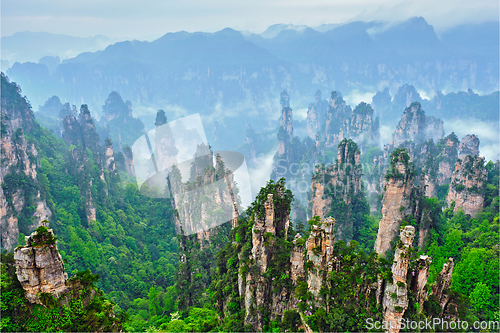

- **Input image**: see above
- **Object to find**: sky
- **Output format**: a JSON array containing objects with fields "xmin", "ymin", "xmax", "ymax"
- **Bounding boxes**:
[{"xmin": 1, "ymin": 0, "xmax": 499, "ymax": 39}]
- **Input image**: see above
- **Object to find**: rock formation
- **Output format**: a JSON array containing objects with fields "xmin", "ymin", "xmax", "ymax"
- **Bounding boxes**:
[
  {"xmin": 458, "ymin": 134, "xmax": 480, "ymax": 159},
  {"xmin": 304, "ymin": 217, "xmax": 335, "ymax": 299},
  {"xmin": 414, "ymin": 255, "xmax": 432, "ymax": 312},
  {"xmin": 446, "ymin": 155, "xmax": 487, "ymax": 217},
  {"xmin": 375, "ymin": 149, "xmax": 416, "ymax": 256},
  {"xmin": 100, "ymin": 91, "xmax": 144, "ymax": 150},
  {"xmin": 339, "ymin": 102, "xmax": 380, "ymax": 145},
  {"xmin": 382, "ymin": 226, "xmax": 415, "ymax": 333},
  {"xmin": 306, "ymin": 103, "xmax": 320, "ymax": 140},
  {"xmin": 14, "ymin": 227, "xmax": 68, "ymax": 303},
  {"xmin": 104, "ymin": 138, "xmax": 115, "ymax": 173},
  {"xmin": 278, "ymin": 90, "xmax": 294, "ymax": 155},
  {"xmin": 432, "ymin": 258, "xmax": 454, "ymax": 315},
  {"xmin": 391, "ymin": 102, "xmax": 425, "ymax": 148},
  {"xmin": 244, "ymin": 190, "xmax": 291, "ymax": 329},
  {"xmin": 385, "ymin": 102, "xmax": 444, "ymax": 157},
  {"xmin": 1, "ymin": 74, "xmax": 52, "ymax": 250},
  {"xmin": 436, "ymin": 133, "xmax": 460, "ymax": 185},
  {"xmin": 306, "ymin": 90, "xmax": 328, "ymax": 140},
  {"xmin": 310, "ymin": 139, "xmax": 364, "ymax": 241},
  {"xmin": 290, "ymin": 233, "xmax": 305, "ymax": 283},
  {"xmin": 371, "ymin": 87, "xmax": 392, "ymax": 119},
  {"xmin": 169, "ymin": 149, "xmax": 239, "ymax": 239},
  {"xmin": 324, "ymin": 91, "xmax": 352, "ymax": 148}
]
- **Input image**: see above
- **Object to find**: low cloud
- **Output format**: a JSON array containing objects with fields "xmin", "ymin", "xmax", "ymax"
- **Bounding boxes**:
[
  {"xmin": 247, "ymin": 147, "xmax": 278, "ymax": 199},
  {"xmin": 444, "ymin": 118, "xmax": 500, "ymax": 161},
  {"xmin": 344, "ymin": 89, "xmax": 377, "ymax": 109}
]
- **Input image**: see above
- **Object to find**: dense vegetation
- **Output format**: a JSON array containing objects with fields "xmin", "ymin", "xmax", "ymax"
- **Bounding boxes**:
[
  {"xmin": 1, "ymin": 73, "xmax": 498, "ymax": 332},
  {"xmin": 1, "ymin": 252, "xmax": 122, "ymax": 332}
]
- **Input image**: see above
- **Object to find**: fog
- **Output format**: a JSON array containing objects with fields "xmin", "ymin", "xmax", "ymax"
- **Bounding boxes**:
[
  {"xmin": 2, "ymin": 0, "xmax": 498, "ymax": 39},
  {"xmin": 445, "ymin": 118, "xmax": 500, "ymax": 162}
]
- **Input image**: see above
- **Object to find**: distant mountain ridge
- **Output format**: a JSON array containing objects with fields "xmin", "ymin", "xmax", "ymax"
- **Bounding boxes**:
[{"xmin": 4, "ymin": 17, "xmax": 499, "ymax": 126}]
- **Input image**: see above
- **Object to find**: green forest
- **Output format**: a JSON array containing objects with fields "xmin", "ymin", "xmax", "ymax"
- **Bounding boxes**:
[{"xmin": 1, "ymin": 72, "xmax": 499, "ymax": 332}]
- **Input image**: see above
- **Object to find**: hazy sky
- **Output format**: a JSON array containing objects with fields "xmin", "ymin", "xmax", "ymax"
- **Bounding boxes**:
[{"xmin": 1, "ymin": 0, "xmax": 499, "ymax": 39}]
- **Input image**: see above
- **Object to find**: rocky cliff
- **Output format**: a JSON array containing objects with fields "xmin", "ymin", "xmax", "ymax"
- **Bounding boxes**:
[
  {"xmin": 382, "ymin": 226, "xmax": 415, "ymax": 333},
  {"xmin": 1, "ymin": 74, "xmax": 52, "ymax": 251},
  {"xmin": 324, "ymin": 91, "xmax": 352, "ymax": 148},
  {"xmin": 278, "ymin": 90, "xmax": 294, "ymax": 156},
  {"xmin": 458, "ymin": 134, "xmax": 480, "ymax": 159},
  {"xmin": 304, "ymin": 217, "xmax": 335, "ymax": 299},
  {"xmin": 374, "ymin": 149, "xmax": 416, "ymax": 256},
  {"xmin": 436, "ymin": 133, "xmax": 460, "ymax": 185},
  {"xmin": 306, "ymin": 103, "xmax": 320, "ymax": 140},
  {"xmin": 446, "ymin": 155, "xmax": 487, "ymax": 217},
  {"xmin": 14, "ymin": 226, "xmax": 68, "ymax": 303},
  {"xmin": 387, "ymin": 102, "xmax": 444, "ymax": 151},
  {"xmin": 432, "ymin": 258, "xmax": 455, "ymax": 316},
  {"xmin": 339, "ymin": 102, "xmax": 380, "ymax": 145},
  {"xmin": 309, "ymin": 139, "xmax": 366, "ymax": 241},
  {"xmin": 241, "ymin": 183, "xmax": 292, "ymax": 330},
  {"xmin": 100, "ymin": 91, "xmax": 144, "ymax": 150},
  {"xmin": 306, "ymin": 90, "xmax": 328, "ymax": 140}
]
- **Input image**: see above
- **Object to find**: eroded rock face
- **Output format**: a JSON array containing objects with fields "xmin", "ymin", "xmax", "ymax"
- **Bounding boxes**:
[
  {"xmin": 1, "ymin": 76, "xmax": 52, "ymax": 250},
  {"xmin": 458, "ymin": 134, "xmax": 480, "ymax": 159},
  {"xmin": 290, "ymin": 233, "xmax": 305, "ymax": 283},
  {"xmin": 278, "ymin": 90, "xmax": 294, "ymax": 156},
  {"xmin": 309, "ymin": 140, "xmax": 363, "ymax": 241},
  {"xmin": 305, "ymin": 217, "xmax": 335, "ymax": 299},
  {"xmin": 340, "ymin": 102, "xmax": 379, "ymax": 145},
  {"xmin": 244, "ymin": 192, "xmax": 291, "ymax": 330},
  {"xmin": 375, "ymin": 150, "xmax": 416, "ymax": 256},
  {"xmin": 386, "ymin": 102, "xmax": 444, "ymax": 156},
  {"xmin": 306, "ymin": 103, "xmax": 320, "ymax": 140},
  {"xmin": 104, "ymin": 141, "xmax": 115, "ymax": 172},
  {"xmin": 325, "ymin": 92, "xmax": 352, "ymax": 148},
  {"xmin": 432, "ymin": 258, "xmax": 454, "ymax": 315},
  {"xmin": 382, "ymin": 226, "xmax": 415, "ymax": 333},
  {"xmin": 14, "ymin": 228, "xmax": 68, "ymax": 304},
  {"xmin": 415, "ymin": 255, "xmax": 432, "ymax": 312},
  {"xmin": 425, "ymin": 116, "xmax": 444, "ymax": 143},
  {"xmin": 446, "ymin": 155, "xmax": 486, "ymax": 217},
  {"xmin": 391, "ymin": 102, "xmax": 427, "ymax": 148},
  {"xmin": 437, "ymin": 133, "xmax": 460, "ymax": 185}
]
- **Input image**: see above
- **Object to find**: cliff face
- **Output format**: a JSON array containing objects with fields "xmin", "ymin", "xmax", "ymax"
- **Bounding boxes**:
[
  {"xmin": 278, "ymin": 90, "xmax": 294, "ymax": 156},
  {"xmin": 304, "ymin": 217, "xmax": 335, "ymax": 299},
  {"xmin": 169, "ymin": 148, "xmax": 239, "ymax": 239},
  {"xmin": 386, "ymin": 102, "xmax": 444, "ymax": 158},
  {"xmin": 432, "ymin": 258, "xmax": 455, "ymax": 315},
  {"xmin": 458, "ymin": 134, "xmax": 480, "ymax": 159},
  {"xmin": 306, "ymin": 103, "xmax": 320, "ymax": 140},
  {"xmin": 104, "ymin": 139, "xmax": 115, "ymax": 173},
  {"xmin": 446, "ymin": 155, "xmax": 486, "ymax": 217},
  {"xmin": 382, "ymin": 226, "xmax": 415, "ymax": 333},
  {"xmin": 100, "ymin": 91, "xmax": 144, "ymax": 150},
  {"xmin": 325, "ymin": 91, "xmax": 352, "ymax": 148},
  {"xmin": 244, "ymin": 189, "xmax": 291, "ymax": 330},
  {"xmin": 437, "ymin": 133, "xmax": 460, "ymax": 185},
  {"xmin": 340, "ymin": 102, "xmax": 379, "ymax": 144},
  {"xmin": 1, "ymin": 74, "xmax": 52, "ymax": 250},
  {"xmin": 14, "ymin": 227, "xmax": 68, "ymax": 303},
  {"xmin": 309, "ymin": 139, "xmax": 365, "ymax": 241},
  {"xmin": 61, "ymin": 106, "xmax": 113, "ymax": 223},
  {"xmin": 306, "ymin": 90, "xmax": 328, "ymax": 140},
  {"xmin": 374, "ymin": 149, "xmax": 416, "ymax": 256}
]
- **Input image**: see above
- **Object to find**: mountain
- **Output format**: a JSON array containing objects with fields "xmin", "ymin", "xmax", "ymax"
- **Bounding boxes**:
[
  {"xmin": 440, "ymin": 21, "xmax": 500, "ymax": 58},
  {"xmin": 1, "ymin": 31, "xmax": 121, "ymax": 64},
  {"xmin": 5, "ymin": 17, "xmax": 499, "ymax": 124},
  {"xmin": 370, "ymin": 17, "xmax": 445, "ymax": 60},
  {"xmin": 1, "ymin": 74, "xmax": 499, "ymax": 332}
]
